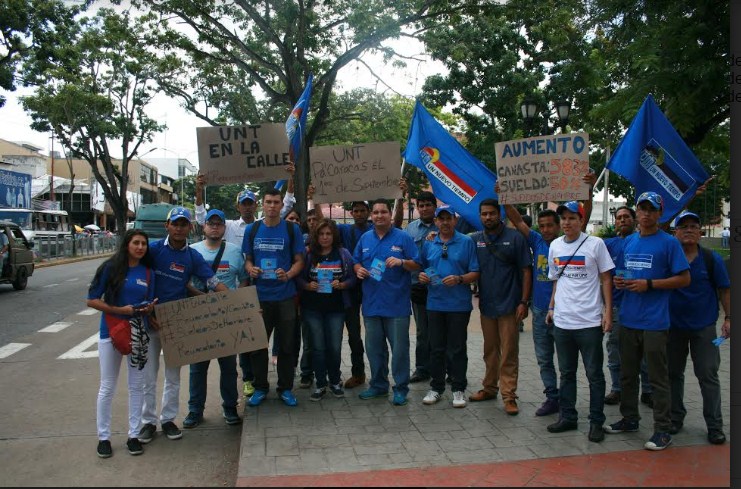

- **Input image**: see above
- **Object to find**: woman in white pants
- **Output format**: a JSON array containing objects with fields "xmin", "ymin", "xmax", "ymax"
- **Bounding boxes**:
[{"xmin": 87, "ymin": 230, "xmax": 157, "ymax": 458}]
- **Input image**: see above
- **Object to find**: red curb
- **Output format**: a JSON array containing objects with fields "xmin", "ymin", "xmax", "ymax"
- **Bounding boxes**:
[{"xmin": 235, "ymin": 444, "xmax": 729, "ymax": 487}]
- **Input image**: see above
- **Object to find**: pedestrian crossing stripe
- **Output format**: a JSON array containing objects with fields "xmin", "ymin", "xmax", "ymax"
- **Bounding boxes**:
[
  {"xmin": 38, "ymin": 322, "xmax": 73, "ymax": 333},
  {"xmin": 0, "ymin": 343, "xmax": 31, "ymax": 359},
  {"xmin": 58, "ymin": 333, "xmax": 99, "ymax": 359}
]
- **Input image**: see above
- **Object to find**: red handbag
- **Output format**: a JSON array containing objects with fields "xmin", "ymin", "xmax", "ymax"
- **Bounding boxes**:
[{"xmin": 105, "ymin": 314, "xmax": 133, "ymax": 355}]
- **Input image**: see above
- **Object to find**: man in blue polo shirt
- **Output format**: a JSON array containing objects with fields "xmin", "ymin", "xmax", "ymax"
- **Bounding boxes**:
[
  {"xmin": 353, "ymin": 199, "xmax": 420, "ymax": 406},
  {"xmin": 140, "ymin": 207, "xmax": 228, "ymax": 444},
  {"xmin": 605, "ymin": 192, "xmax": 690, "ymax": 452},
  {"xmin": 416, "ymin": 206, "xmax": 480, "ymax": 408},
  {"xmin": 242, "ymin": 188, "xmax": 305, "ymax": 407}
]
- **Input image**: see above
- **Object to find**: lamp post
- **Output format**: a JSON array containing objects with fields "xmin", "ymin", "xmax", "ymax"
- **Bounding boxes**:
[
  {"xmin": 520, "ymin": 98, "xmax": 571, "ymax": 137},
  {"xmin": 609, "ymin": 206, "xmax": 617, "ymax": 225}
]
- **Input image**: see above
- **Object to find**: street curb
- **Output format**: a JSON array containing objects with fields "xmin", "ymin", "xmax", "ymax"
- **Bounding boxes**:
[{"xmin": 34, "ymin": 253, "xmax": 114, "ymax": 269}]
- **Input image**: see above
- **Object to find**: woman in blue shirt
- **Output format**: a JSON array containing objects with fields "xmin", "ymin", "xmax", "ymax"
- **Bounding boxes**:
[{"xmin": 87, "ymin": 230, "xmax": 157, "ymax": 459}]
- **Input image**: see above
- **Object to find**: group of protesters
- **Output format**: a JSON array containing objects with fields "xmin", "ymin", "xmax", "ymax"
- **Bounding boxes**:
[{"xmin": 87, "ymin": 163, "xmax": 729, "ymax": 459}]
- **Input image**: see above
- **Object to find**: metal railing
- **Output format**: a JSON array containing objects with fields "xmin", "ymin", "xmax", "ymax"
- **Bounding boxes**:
[{"xmin": 34, "ymin": 234, "xmax": 119, "ymax": 262}]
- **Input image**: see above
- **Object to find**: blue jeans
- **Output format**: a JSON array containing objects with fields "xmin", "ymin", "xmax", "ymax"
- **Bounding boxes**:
[
  {"xmin": 363, "ymin": 316, "xmax": 410, "ymax": 396},
  {"xmin": 531, "ymin": 306, "xmax": 558, "ymax": 400},
  {"xmin": 188, "ymin": 354, "xmax": 238, "ymax": 414},
  {"xmin": 606, "ymin": 307, "xmax": 652, "ymax": 393},
  {"xmin": 303, "ymin": 308, "xmax": 345, "ymax": 388},
  {"xmin": 553, "ymin": 325, "xmax": 606, "ymax": 425}
]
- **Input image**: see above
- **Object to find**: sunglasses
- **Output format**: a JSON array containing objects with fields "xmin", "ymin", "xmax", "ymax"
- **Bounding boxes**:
[{"xmin": 441, "ymin": 243, "xmax": 448, "ymax": 259}]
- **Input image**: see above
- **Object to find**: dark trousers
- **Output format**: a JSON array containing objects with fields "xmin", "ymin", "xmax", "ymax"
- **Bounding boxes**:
[
  {"xmin": 239, "ymin": 352, "xmax": 253, "ymax": 383},
  {"xmin": 344, "ymin": 303, "xmax": 366, "ymax": 377},
  {"xmin": 619, "ymin": 326, "xmax": 672, "ymax": 432},
  {"xmin": 296, "ymin": 311, "xmax": 313, "ymax": 379},
  {"xmin": 553, "ymin": 325, "xmax": 606, "ymax": 425},
  {"xmin": 668, "ymin": 324, "xmax": 723, "ymax": 432},
  {"xmin": 412, "ymin": 301, "xmax": 431, "ymax": 376},
  {"xmin": 188, "ymin": 355, "xmax": 238, "ymax": 413},
  {"xmin": 427, "ymin": 310, "xmax": 470, "ymax": 393},
  {"xmin": 248, "ymin": 299, "xmax": 297, "ymax": 392}
]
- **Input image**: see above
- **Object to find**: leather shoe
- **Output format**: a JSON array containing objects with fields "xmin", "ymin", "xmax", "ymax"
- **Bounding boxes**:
[
  {"xmin": 343, "ymin": 375, "xmax": 366, "ymax": 389},
  {"xmin": 409, "ymin": 372, "xmax": 430, "ymax": 383},
  {"xmin": 640, "ymin": 392, "xmax": 654, "ymax": 408},
  {"xmin": 604, "ymin": 391, "xmax": 621, "ymax": 405},
  {"xmin": 588, "ymin": 423, "xmax": 605, "ymax": 442},
  {"xmin": 503, "ymin": 399, "xmax": 519, "ymax": 415},
  {"xmin": 547, "ymin": 418, "xmax": 578, "ymax": 433},
  {"xmin": 708, "ymin": 430, "xmax": 726, "ymax": 445},
  {"xmin": 469, "ymin": 389, "xmax": 497, "ymax": 402}
]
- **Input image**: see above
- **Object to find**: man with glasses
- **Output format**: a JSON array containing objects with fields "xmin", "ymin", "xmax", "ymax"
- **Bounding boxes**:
[
  {"xmin": 667, "ymin": 211, "xmax": 730, "ymax": 445},
  {"xmin": 605, "ymin": 191, "xmax": 690, "ymax": 451}
]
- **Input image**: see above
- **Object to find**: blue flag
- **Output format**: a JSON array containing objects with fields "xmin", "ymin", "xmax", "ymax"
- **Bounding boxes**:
[
  {"xmin": 606, "ymin": 94, "xmax": 709, "ymax": 223},
  {"xmin": 276, "ymin": 73, "xmax": 313, "ymax": 190},
  {"xmin": 404, "ymin": 101, "xmax": 497, "ymax": 230}
]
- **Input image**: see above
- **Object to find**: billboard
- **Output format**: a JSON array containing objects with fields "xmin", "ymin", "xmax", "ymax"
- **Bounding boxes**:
[{"xmin": 0, "ymin": 168, "xmax": 32, "ymax": 209}]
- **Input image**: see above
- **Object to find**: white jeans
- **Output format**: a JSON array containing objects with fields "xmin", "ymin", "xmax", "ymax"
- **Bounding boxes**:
[
  {"xmin": 97, "ymin": 338, "xmax": 144, "ymax": 440},
  {"xmin": 140, "ymin": 329, "xmax": 181, "ymax": 427}
]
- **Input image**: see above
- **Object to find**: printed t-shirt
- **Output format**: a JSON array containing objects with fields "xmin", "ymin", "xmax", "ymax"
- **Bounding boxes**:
[
  {"xmin": 669, "ymin": 248, "xmax": 730, "ymax": 330},
  {"xmin": 528, "ymin": 230, "xmax": 554, "ymax": 311},
  {"xmin": 242, "ymin": 220, "xmax": 304, "ymax": 301},
  {"xmin": 301, "ymin": 248, "xmax": 346, "ymax": 312},
  {"xmin": 149, "ymin": 237, "xmax": 215, "ymax": 303},
  {"xmin": 190, "ymin": 240, "xmax": 247, "ymax": 290}
]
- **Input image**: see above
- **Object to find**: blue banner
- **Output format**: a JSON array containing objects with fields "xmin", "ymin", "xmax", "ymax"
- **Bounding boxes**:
[
  {"xmin": 0, "ymin": 168, "xmax": 32, "ymax": 209},
  {"xmin": 403, "ymin": 101, "xmax": 498, "ymax": 230},
  {"xmin": 276, "ymin": 73, "xmax": 314, "ymax": 190},
  {"xmin": 606, "ymin": 94, "xmax": 709, "ymax": 223}
]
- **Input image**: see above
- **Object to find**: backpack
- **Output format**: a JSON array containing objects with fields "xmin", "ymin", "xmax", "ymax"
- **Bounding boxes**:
[{"xmin": 247, "ymin": 219, "xmax": 296, "ymax": 263}]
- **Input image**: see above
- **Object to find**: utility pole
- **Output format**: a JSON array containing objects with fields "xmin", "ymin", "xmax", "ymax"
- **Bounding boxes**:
[{"xmin": 50, "ymin": 132, "xmax": 55, "ymax": 203}]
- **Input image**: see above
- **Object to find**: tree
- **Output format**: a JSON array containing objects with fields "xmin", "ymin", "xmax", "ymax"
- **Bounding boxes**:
[{"xmin": 20, "ymin": 9, "xmax": 170, "ymax": 235}]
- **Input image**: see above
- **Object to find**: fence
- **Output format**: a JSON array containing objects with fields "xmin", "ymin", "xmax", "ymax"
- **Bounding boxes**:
[{"xmin": 34, "ymin": 234, "xmax": 119, "ymax": 262}]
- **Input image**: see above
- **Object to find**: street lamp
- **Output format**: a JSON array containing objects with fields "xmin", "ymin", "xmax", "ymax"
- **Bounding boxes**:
[
  {"xmin": 609, "ymin": 206, "xmax": 617, "ymax": 224},
  {"xmin": 520, "ymin": 98, "xmax": 571, "ymax": 136}
]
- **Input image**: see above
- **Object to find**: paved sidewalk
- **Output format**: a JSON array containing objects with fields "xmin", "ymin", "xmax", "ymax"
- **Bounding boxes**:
[{"xmin": 235, "ymin": 303, "xmax": 731, "ymax": 486}]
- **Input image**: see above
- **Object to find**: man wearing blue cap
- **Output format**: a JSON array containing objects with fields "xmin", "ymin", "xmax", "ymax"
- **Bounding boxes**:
[
  {"xmin": 668, "ymin": 210, "xmax": 730, "ymax": 445},
  {"xmin": 139, "ymin": 207, "xmax": 228, "ymax": 444},
  {"xmin": 604, "ymin": 191, "xmax": 690, "ymax": 451},
  {"xmin": 183, "ymin": 209, "xmax": 249, "ymax": 429}
]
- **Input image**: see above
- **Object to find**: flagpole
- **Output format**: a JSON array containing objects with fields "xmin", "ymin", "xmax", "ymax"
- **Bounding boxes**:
[
  {"xmin": 601, "ymin": 146, "xmax": 611, "ymax": 229},
  {"xmin": 392, "ymin": 158, "xmax": 406, "ymax": 217}
]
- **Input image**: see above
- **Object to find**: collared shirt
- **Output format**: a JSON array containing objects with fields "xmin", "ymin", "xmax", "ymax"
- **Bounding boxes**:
[
  {"xmin": 149, "ymin": 237, "xmax": 217, "ymax": 304},
  {"xmin": 353, "ymin": 227, "xmax": 418, "ymax": 317},
  {"xmin": 339, "ymin": 222, "xmax": 374, "ymax": 253},
  {"xmin": 404, "ymin": 218, "xmax": 437, "ymax": 284},
  {"xmin": 669, "ymin": 248, "xmax": 730, "ymax": 330},
  {"xmin": 417, "ymin": 231, "xmax": 479, "ymax": 312}
]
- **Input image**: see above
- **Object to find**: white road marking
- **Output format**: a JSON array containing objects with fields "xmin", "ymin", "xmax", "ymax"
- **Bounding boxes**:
[
  {"xmin": 77, "ymin": 309, "xmax": 98, "ymax": 316},
  {"xmin": 38, "ymin": 322, "xmax": 73, "ymax": 333},
  {"xmin": 65, "ymin": 278, "xmax": 80, "ymax": 282},
  {"xmin": 0, "ymin": 343, "xmax": 32, "ymax": 359},
  {"xmin": 58, "ymin": 333, "xmax": 99, "ymax": 359},
  {"xmin": 44, "ymin": 283, "xmax": 60, "ymax": 288}
]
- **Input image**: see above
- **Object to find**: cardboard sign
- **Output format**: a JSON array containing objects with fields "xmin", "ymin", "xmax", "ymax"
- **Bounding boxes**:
[
  {"xmin": 495, "ymin": 133, "xmax": 590, "ymax": 204},
  {"xmin": 196, "ymin": 124, "xmax": 290, "ymax": 184},
  {"xmin": 154, "ymin": 286, "xmax": 268, "ymax": 367},
  {"xmin": 309, "ymin": 142, "xmax": 402, "ymax": 203}
]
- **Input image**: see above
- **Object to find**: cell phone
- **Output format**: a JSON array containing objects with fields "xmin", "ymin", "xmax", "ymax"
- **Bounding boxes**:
[{"xmin": 133, "ymin": 301, "xmax": 152, "ymax": 310}]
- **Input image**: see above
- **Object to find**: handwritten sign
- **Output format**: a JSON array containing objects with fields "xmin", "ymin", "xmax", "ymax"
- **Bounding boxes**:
[
  {"xmin": 309, "ymin": 142, "xmax": 402, "ymax": 204},
  {"xmin": 196, "ymin": 124, "xmax": 290, "ymax": 184},
  {"xmin": 495, "ymin": 133, "xmax": 590, "ymax": 204},
  {"xmin": 154, "ymin": 286, "xmax": 268, "ymax": 368}
]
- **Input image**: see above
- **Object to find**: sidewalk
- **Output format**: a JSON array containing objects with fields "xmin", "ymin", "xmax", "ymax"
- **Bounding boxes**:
[{"xmin": 234, "ymin": 304, "xmax": 731, "ymax": 487}]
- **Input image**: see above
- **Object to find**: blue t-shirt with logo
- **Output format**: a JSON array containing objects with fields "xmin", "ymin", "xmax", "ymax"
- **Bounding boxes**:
[
  {"xmin": 669, "ymin": 249, "xmax": 730, "ymax": 330},
  {"xmin": 149, "ymin": 238, "xmax": 215, "ymax": 304},
  {"xmin": 528, "ymin": 230, "xmax": 553, "ymax": 311},
  {"xmin": 190, "ymin": 240, "xmax": 247, "ymax": 290},
  {"xmin": 417, "ymin": 232, "xmax": 480, "ymax": 312},
  {"xmin": 604, "ymin": 234, "xmax": 635, "ymax": 307},
  {"xmin": 618, "ymin": 230, "xmax": 689, "ymax": 331}
]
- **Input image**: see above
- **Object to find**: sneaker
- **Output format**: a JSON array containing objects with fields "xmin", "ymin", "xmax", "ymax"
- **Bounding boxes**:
[
  {"xmin": 392, "ymin": 392, "xmax": 408, "ymax": 406},
  {"xmin": 243, "ymin": 380, "xmax": 255, "ymax": 397},
  {"xmin": 183, "ymin": 411, "xmax": 203, "ymax": 429},
  {"xmin": 422, "ymin": 390, "xmax": 442, "ymax": 405},
  {"xmin": 126, "ymin": 438, "xmax": 143, "ymax": 455},
  {"xmin": 138, "ymin": 423, "xmax": 156, "ymax": 444},
  {"xmin": 97, "ymin": 440, "xmax": 112, "ymax": 458},
  {"xmin": 248, "ymin": 389, "xmax": 268, "ymax": 407},
  {"xmin": 299, "ymin": 376, "xmax": 313, "ymax": 389},
  {"xmin": 604, "ymin": 418, "xmax": 640, "ymax": 434},
  {"xmin": 358, "ymin": 388, "xmax": 388, "ymax": 400},
  {"xmin": 344, "ymin": 375, "xmax": 366, "ymax": 389},
  {"xmin": 641, "ymin": 392, "xmax": 654, "ymax": 408},
  {"xmin": 329, "ymin": 384, "xmax": 345, "ymax": 398},
  {"xmin": 161, "ymin": 421, "xmax": 183, "ymax": 440},
  {"xmin": 280, "ymin": 389, "xmax": 298, "ymax": 407},
  {"xmin": 644, "ymin": 432, "xmax": 672, "ymax": 451},
  {"xmin": 535, "ymin": 398, "xmax": 560, "ymax": 416},
  {"xmin": 310, "ymin": 387, "xmax": 326, "ymax": 402},
  {"xmin": 452, "ymin": 391, "xmax": 467, "ymax": 408},
  {"xmin": 223, "ymin": 407, "xmax": 242, "ymax": 425}
]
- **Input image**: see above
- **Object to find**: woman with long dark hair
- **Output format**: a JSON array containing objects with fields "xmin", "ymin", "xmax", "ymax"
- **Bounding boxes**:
[
  {"xmin": 296, "ymin": 219, "xmax": 356, "ymax": 400},
  {"xmin": 87, "ymin": 230, "xmax": 157, "ymax": 458}
]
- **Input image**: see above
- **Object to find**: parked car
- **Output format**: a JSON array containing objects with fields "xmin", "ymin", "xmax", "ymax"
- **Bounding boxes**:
[{"xmin": 0, "ymin": 220, "xmax": 35, "ymax": 290}]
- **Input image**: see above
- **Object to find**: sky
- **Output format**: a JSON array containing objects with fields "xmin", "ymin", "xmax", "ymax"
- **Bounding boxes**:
[{"xmin": 0, "ymin": 38, "xmax": 444, "ymax": 169}]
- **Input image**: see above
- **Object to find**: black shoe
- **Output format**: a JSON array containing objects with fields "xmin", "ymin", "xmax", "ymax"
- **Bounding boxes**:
[
  {"xmin": 547, "ymin": 418, "xmax": 578, "ymax": 433},
  {"xmin": 138, "ymin": 423, "xmax": 156, "ymax": 444},
  {"xmin": 299, "ymin": 376, "xmax": 313, "ymax": 389},
  {"xmin": 446, "ymin": 375, "xmax": 453, "ymax": 384},
  {"xmin": 604, "ymin": 391, "xmax": 621, "ymax": 405},
  {"xmin": 126, "ymin": 438, "xmax": 144, "ymax": 455},
  {"xmin": 588, "ymin": 424, "xmax": 605, "ymax": 442},
  {"xmin": 161, "ymin": 421, "xmax": 183, "ymax": 440},
  {"xmin": 409, "ymin": 372, "xmax": 430, "ymax": 383},
  {"xmin": 708, "ymin": 430, "xmax": 726, "ymax": 445},
  {"xmin": 640, "ymin": 392, "xmax": 654, "ymax": 408},
  {"xmin": 97, "ymin": 440, "xmax": 112, "ymax": 458},
  {"xmin": 668, "ymin": 422, "xmax": 683, "ymax": 435}
]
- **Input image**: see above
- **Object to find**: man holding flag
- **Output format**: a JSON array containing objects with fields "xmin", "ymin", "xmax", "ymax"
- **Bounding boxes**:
[{"xmin": 277, "ymin": 74, "xmax": 313, "ymax": 191}]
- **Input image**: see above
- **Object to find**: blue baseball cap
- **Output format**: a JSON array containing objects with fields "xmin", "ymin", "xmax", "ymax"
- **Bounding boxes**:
[
  {"xmin": 205, "ymin": 209, "xmax": 226, "ymax": 223},
  {"xmin": 556, "ymin": 201, "xmax": 584, "ymax": 219},
  {"xmin": 237, "ymin": 189, "xmax": 257, "ymax": 203},
  {"xmin": 167, "ymin": 206, "xmax": 192, "ymax": 223},
  {"xmin": 674, "ymin": 210, "xmax": 700, "ymax": 227},
  {"xmin": 434, "ymin": 205, "xmax": 456, "ymax": 218},
  {"xmin": 636, "ymin": 191, "xmax": 663, "ymax": 211}
]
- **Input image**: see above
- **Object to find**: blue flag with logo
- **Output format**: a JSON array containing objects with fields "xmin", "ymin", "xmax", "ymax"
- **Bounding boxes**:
[
  {"xmin": 606, "ymin": 94, "xmax": 708, "ymax": 223},
  {"xmin": 276, "ymin": 73, "xmax": 313, "ymax": 190},
  {"xmin": 404, "ymin": 101, "xmax": 497, "ymax": 231}
]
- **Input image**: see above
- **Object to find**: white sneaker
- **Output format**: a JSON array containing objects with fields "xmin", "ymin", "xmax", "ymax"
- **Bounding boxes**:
[
  {"xmin": 422, "ymin": 390, "xmax": 442, "ymax": 405},
  {"xmin": 452, "ymin": 391, "xmax": 467, "ymax": 408}
]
